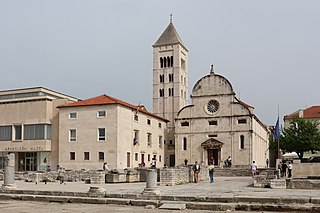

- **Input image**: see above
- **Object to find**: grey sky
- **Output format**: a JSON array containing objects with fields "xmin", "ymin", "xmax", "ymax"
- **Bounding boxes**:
[{"xmin": 1, "ymin": 1, "xmax": 319, "ymax": 126}]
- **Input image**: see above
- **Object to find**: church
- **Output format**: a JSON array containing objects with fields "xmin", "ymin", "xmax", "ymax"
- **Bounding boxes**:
[{"xmin": 152, "ymin": 20, "xmax": 270, "ymax": 168}]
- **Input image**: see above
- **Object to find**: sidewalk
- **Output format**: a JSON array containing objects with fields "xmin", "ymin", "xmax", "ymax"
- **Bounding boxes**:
[
  {"xmin": 2, "ymin": 177, "xmax": 320, "ymax": 212},
  {"xmin": 8, "ymin": 176, "xmax": 320, "ymax": 198}
]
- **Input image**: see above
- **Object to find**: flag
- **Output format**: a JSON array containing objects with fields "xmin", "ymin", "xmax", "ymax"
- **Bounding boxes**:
[{"xmin": 274, "ymin": 117, "xmax": 280, "ymax": 139}]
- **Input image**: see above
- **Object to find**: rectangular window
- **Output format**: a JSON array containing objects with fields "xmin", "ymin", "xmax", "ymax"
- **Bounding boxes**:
[
  {"xmin": 24, "ymin": 124, "xmax": 51, "ymax": 140},
  {"xmin": 70, "ymin": 152, "xmax": 75, "ymax": 160},
  {"xmin": 148, "ymin": 154, "xmax": 150, "ymax": 162},
  {"xmin": 208, "ymin": 134, "xmax": 218, "ymax": 138},
  {"xmin": 158, "ymin": 123, "xmax": 162, "ymax": 128},
  {"xmin": 0, "ymin": 126, "xmax": 12, "ymax": 141},
  {"xmin": 135, "ymin": 153, "xmax": 138, "ymax": 161},
  {"xmin": 147, "ymin": 119, "xmax": 151, "ymax": 125},
  {"xmin": 69, "ymin": 129, "xmax": 76, "ymax": 142},
  {"xmin": 159, "ymin": 136, "xmax": 162, "ymax": 148},
  {"xmin": 209, "ymin": 120, "xmax": 218, "ymax": 125},
  {"xmin": 99, "ymin": 152, "xmax": 104, "ymax": 161},
  {"xmin": 97, "ymin": 111, "xmax": 106, "ymax": 118},
  {"xmin": 134, "ymin": 114, "xmax": 139, "ymax": 121},
  {"xmin": 147, "ymin": 133, "xmax": 152, "ymax": 146},
  {"xmin": 98, "ymin": 128, "xmax": 106, "ymax": 141},
  {"xmin": 133, "ymin": 130, "xmax": 139, "ymax": 145},
  {"xmin": 14, "ymin": 125, "xmax": 22, "ymax": 140},
  {"xmin": 69, "ymin": 112, "xmax": 77, "ymax": 119},
  {"xmin": 238, "ymin": 119, "xmax": 247, "ymax": 124},
  {"xmin": 84, "ymin": 152, "xmax": 90, "ymax": 160},
  {"xmin": 181, "ymin": 121, "xmax": 189, "ymax": 126},
  {"xmin": 159, "ymin": 155, "xmax": 162, "ymax": 162}
]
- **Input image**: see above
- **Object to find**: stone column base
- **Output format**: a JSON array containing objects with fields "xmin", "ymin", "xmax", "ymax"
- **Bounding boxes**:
[
  {"xmin": 142, "ymin": 187, "xmax": 160, "ymax": 195},
  {"xmin": 1, "ymin": 184, "xmax": 16, "ymax": 190}
]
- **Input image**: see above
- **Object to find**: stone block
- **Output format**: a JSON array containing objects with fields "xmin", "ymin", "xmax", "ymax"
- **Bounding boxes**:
[
  {"xmin": 105, "ymin": 198, "xmax": 130, "ymax": 205},
  {"xmin": 159, "ymin": 203, "xmax": 186, "ymax": 210},
  {"xmin": 270, "ymin": 179, "xmax": 286, "ymax": 189},
  {"xmin": 130, "ymin": 199, "xmax": 159, "ymax": 207},
  {"xmin": 105, "ymin": 173, "xmax": 126, "ymax": 183}
]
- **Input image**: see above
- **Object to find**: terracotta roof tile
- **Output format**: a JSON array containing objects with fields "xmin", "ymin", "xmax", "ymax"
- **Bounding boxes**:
[
  {"xmin": 303, "ymin": 106, "xmax": 320, "ymax": 118},
  {"xmin": 58, "ymin": 94, "xmax": 168, "ymax": 122},
  {"xmin": 238, "ymin": 100, "xmax": 255, "ymax": 109}
]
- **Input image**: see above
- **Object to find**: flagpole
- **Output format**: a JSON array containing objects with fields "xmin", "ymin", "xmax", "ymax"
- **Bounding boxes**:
[{"xmin": 277, "ymin": 104, "xmax": 280, "ymax": 159}]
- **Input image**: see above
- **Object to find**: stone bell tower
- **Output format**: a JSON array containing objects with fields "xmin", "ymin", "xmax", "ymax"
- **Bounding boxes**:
[{"xmin": 152, "ymin": 18, "xmax": 188, "ymax": 166}]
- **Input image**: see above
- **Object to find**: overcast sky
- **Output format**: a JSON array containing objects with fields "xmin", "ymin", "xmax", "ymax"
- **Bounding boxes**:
[{"xmin": 1, "ymin": 1, "xmax": 319, "ymax": 126}]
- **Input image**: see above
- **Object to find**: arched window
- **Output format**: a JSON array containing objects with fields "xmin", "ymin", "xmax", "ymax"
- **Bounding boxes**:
[
  {"xmin": 183, "ymin": 137, "xmax": 187, "ymax": 150},
  {"xmin": 171, "ymin": 56, "xmax": 173, "ymax": 67},
  {"xmin": 160, "ymin": 57, "xmax": 163, "ymax": 68},
  {"xmin": 167, "ymin": 56, "xmax": 170, "ymax": 67},
  {"xmin": 164, "ymin": 57, "xmax": 167, "ymax": 68},
  {"xmin": 240, "ymin": 135, "xmax": 245, "ymax": 150}
]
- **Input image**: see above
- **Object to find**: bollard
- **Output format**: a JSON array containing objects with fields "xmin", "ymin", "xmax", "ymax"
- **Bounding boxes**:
[
  {"xmin": 2, "ymin": 153, "xmax": 16, "ymax": 189},
  {"xmin": 142, "ymin": 169, "xmax": 160, "ymax": 195}
]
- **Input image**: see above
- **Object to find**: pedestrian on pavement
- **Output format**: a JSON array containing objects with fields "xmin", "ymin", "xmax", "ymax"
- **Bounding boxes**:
[
  {"xmin": 208, "ymin": 162, "xmax": 215, "ymax": 183},
  {"xmin": 266, "ymin": 159, "xmax": 269, "ymax": 168},
  {"xmin": 281, "ymin": 161, "xmax": 287, "ymax": 177},
  {"xmin": 103, "ymin": 162, "xmax": 110, "ymax": 172},
  {"xmin": 227, "ymin": 156, "xmax": 232, "ymax": 168},
  {"xmin": 251, "ymin": 161, "xmax": 257, "ymax": 176},
  {"xmin": 184, "ymin": 159, "xmax": 188, "ymax": 166},
  {"xmin": 193, "ymin": 161, "xmax": 200, "ymax": 183},
  {"xmin": 151, "ymin": 157, "xmax": 157, "ymax": 168},
  {"xmin": 288, "ymin": 162, "xmax": 293, "ymax": 178}
]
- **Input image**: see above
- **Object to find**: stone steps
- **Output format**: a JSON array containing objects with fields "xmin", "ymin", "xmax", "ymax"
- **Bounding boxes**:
[{"xmin": 0, "ymin": 190, "xmax": 319, "ymax": 212}]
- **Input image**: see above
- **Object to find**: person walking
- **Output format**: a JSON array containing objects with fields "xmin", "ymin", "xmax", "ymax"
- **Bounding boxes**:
[
  {"xmin": 288, "ymin": 162, "xmax": 293, "ymax": 178},
  {"xmin": 193, "ymin": 161, "xmax": 201, "ymax": 183},
  {"xmin": 208, "ymin": 162, "xmax": 215, "ymax": 183},
  {"xmin": 251, "ymin": 160, "xmax": 257, "ymax": 176}
]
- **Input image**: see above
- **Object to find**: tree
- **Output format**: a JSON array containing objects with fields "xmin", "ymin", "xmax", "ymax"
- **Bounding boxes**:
[{"xmin": 280, "ymin": 118, "xmax": 320, "ymax": 160}]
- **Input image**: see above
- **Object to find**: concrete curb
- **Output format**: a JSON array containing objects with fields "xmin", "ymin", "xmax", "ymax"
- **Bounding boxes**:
[{"xmin": 0, "ymin": 190, "xmax": 319, "ymax": 212}]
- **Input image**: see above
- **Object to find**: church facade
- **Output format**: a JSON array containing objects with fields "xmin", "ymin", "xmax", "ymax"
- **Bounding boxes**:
[{"xmin": 153, "ymin": 21, "xmax": 270, "ymax": 168}]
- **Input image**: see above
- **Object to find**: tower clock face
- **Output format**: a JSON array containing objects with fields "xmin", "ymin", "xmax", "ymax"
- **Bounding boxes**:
[{"xmin": 206, "ymin": 100, "xmax": 219, "ymax": 114}]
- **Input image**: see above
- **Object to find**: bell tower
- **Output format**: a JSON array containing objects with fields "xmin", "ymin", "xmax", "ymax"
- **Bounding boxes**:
[{"xmin": 152, "ymin": 18, "xmax": 188, "ymax": 166}]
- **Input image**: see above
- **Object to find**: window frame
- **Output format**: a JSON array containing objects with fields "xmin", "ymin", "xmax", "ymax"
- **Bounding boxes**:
[
  {"xmin": 69, "ymin": 112, "xmax": 77, "ymax": 119},
  {"xmin": 84, "ymin": 152, "xmax": 90, "ymax": 160},
  {"xmin": 70, "ymin": 152, "xmax": 76, "ymax": 160},
  {"xmin": 98, "ymin": 128, "xmax": 106, "ymax": 141},
  {"xmin": 97, "ymin": 110, "xmax": 106, "ymax": 118},
  {"xmin": 69, "ymin": 129, "xmax": 77, "ymax": 142}
]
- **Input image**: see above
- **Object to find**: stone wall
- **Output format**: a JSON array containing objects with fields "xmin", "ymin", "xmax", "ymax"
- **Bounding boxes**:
[
  {"xmin": 160, "ymin": 166, "xmax": 209, "ymax": 186},
  {"xmin": 291, "ymin": 163, "xmax": 320, "ymax": 178}
]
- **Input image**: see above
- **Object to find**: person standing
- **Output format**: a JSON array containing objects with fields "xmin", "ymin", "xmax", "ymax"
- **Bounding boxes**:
[
  {"xmin": 193, "ymin": 161, "xmax": 201, "ymax": 183},
  {"xmin": 251, "ymin": 161, "xmax": 257, "ymax": 176},
  {"xmin": 281, "ymin": 162, "xmax": 287, "ymax": 177},
  {"xmin": 184, "ymin": 159, "xmax": 188, "ymax": 166},
  {"xmin": 208, "ymin": 162, "xmax": 215, "ymax": 183},
  {"xmin": 227, "ymin": 156, "xmax": 232, "ymax": 168},
  {"xmin": 288, "ymin": 162, "xmax": 293, "ymax": 178},
  {"xmin": 151, "ymin": 157, "xmax": 157, "ymax": 168},
  {"xmin": 103, "ymin": 162, "xmax": 110, "ymax": 172},
  {"xmin": 266, "ymin": 159, "xmax": 269, "ymax": 168}
]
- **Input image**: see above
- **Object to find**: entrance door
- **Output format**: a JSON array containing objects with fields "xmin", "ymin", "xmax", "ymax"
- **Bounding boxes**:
[
  {"xmin": 169, "ymin": 155, "xmax": 175, "ymax": 167},
  {"xmin": 207, "ymin": 149, "xmax": 219, "ymax": 165},
  {"xmin": 25, "ymin": 157, "xmax": 35, "ymax": 171},
  {"xmin": 126, "ymin": 152, "xmax": 130, "ymax": 168}
]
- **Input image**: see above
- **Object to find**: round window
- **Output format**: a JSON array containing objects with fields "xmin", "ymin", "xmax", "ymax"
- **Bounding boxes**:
[{"xmin": 206, "ymin": 100, "xmax": 219, "ymax": 114}]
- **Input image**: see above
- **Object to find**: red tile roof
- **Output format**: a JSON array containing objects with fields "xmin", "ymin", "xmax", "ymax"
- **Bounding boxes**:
[
  {"xmin": 284, "ymin": 106, "xmax": 320, "ymax": 120},
  {"xmin": 304, "ymin": 106, "xmax": 320, "ymax": 118},
  {"xmin": 238, "ymin": 100, "xmax": 255, "ymax": 109},
  {"xmin": 58, "ymin": 94, "xmax": 168, "ymax": 122}
]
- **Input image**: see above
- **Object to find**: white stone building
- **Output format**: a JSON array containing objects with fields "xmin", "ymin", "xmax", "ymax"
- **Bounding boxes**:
[
  {"xmin": 174, "ymin": 66, "xmax": 269, "ymax": 167},
  {"xmin": 0, "ymin": 87, "xmax": 78, "ymax": 171},
  {"xmin": 153, "ymin": 21, "xmax": 270, "ymax": 168},
  {"xmin": 58, "ymin": 94, "xmax": 167, "ymax": 170}
]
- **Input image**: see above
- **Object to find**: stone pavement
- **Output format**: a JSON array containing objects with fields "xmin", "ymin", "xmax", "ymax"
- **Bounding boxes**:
[{"xmin": 1, "ymin": 177, "xmax": 320, "ymax": 212}]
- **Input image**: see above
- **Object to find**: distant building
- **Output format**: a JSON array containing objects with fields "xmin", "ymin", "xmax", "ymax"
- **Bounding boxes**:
[
  {"xmin": 0, "ymin": 87, "xmax": 78, "ymax": 171},
  {"xmin": 284, "ymin": 106, "xmax": 320, "ymax": 128},
  {"xmin": 58, "ymin": 94, "xmax": 167, "ymax": 170},
  {"xmin": 175, "ymin": 66, "xmax": 269, "ymax": 168}
]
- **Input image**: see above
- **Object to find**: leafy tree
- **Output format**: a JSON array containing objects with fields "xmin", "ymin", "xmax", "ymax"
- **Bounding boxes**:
[{"xmin": 280, "ymin": 118, "xmax": 320, "ymax": 160}]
